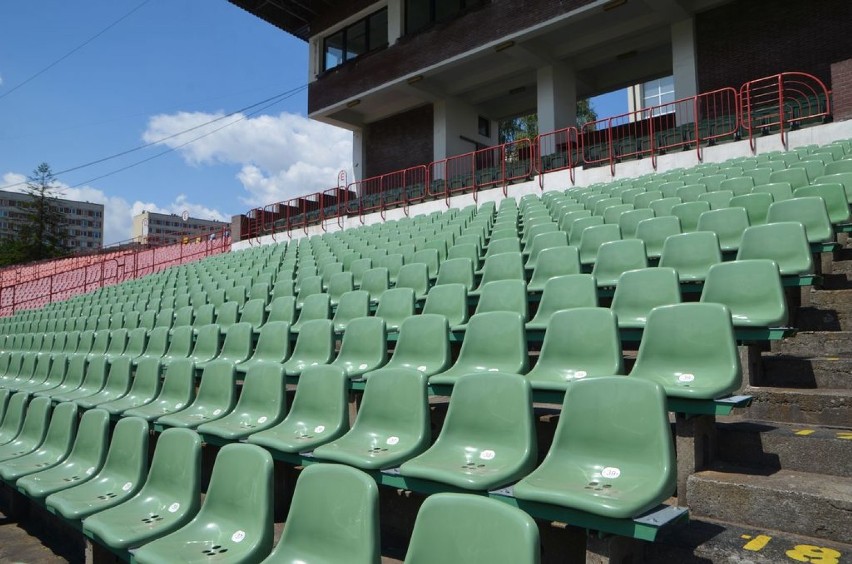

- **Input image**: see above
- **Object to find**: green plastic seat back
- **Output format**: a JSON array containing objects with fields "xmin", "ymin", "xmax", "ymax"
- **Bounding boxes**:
[
  {"xmin": 591, "ymin": 239, "xmax": 648, "ymax": 287},
  {"xmin": 40, "ymin": 408, "xmax": 110, "ymax": 486},
  {"xmin": 676, "ymin": 184, "xmax": 708, "ymax": 203},
  {"xmin": 633, "ymin": 190, "xmax": 663, "ymax": 209},
  {"xmin": 442, "ymin": 312, "xmax": 528, "ymax": 377},
  {"xmin": 794, "ymin": 184, "xmax": 851, "ymax": 224},
  {"xmin": 528, "ymin": 274, "xmax": 598, "ymax": 328},
  {"xmin": 770, "ymin": 167, "xmax": 809, "ymax": 189},
  {"xmin": 649, "ymin": 197, "xmax": 682, "ymax": 217},
  {"xmin": 327, "ymin": 271, "xmax": 354, "ymax": 303},
  {"xmin": 152, "ymin": 359, "xmax": 197, "ymax": 411},
  {"xmin": 635, "ymin": 216, "xmax": 680, "ymax": 258},
  {"xmin": 56, "ymin": 355, "xmax": 88, "ymax": 393},
  {"xmin": 696, "ymin": 207, "xmax": 750, "ymax": 251},
  {"xmin": 659, "ymin": 181, "xmax": 685, "ymax": 198},
  {"xmin": 360, "ymin": 267, "xmax": 389, "ymax": 302},
  {"xmin": 76, "ymin": 331, "xmax": 95, "ymax": 356},
  {"xmin": 164, "ymin": 326, "xmax": 194, "ymax": 362},
  {"xmin": 728, "ymin": 193, "xmax": 772, "ymax": 226},
  {"xmin": 528, "ymin": 246, "xmax": 581, "ymax": 291},
  {"xmin": 194, "ymin": 304, "xmax": 216, "ymax": 327},
  {"xmin": 395, "ymin": 263, "xmax": 429, "ymax": 300},
  {"xmin": 447, "ymin": 243, "xmax": 480, "ymax": 269},
  {"xmin": 268, "ymin": 464, "xmax": 379, "ymax": 564},
  {"xmin": 173, "ymin": 306, "xmax": 194, "ymax": 329},
  {"xmin": 271, "ymin": 279, "xmax": 295, "ymax": 300},
  {"xmin": 135, "ymin": 427, "xmax": 202, "ymax": 514},
  {"xmin": 578, "ymin": 224, "xmax": 622, "ymax": 265},
  {"xmin": 422, "ymin": 284, "xmax": 469, "ymax": 328},
  {"xmin": 63, "ymin": 332, "xmax": 81, "ymax": 355},
  {"xmin": 140, "ymin": 310, "xmax": 157, "ymax": 331},
  {"xmin": 314, "ymin": 368, "xmax": 430, "ymax": 468},
  {"xmin": 404, "ymin": 493, "xmax": 539, "ymax": 564},
  {"xmin": 332, "ymin": 290, "xmax": 370, "ymax": 332},
  {"xmin": 293, "ymin": 294, "xmax": 331, "ymax": 330},
  {"xmin": 74, "ymin": 356, "xmax": 109, "ymax": 396},
  {"xmin": 89, "ymin": 330, "xmax": 111, "ymax": 357},
  {"xmin": 671, "ymin": 201, "xmax": 711, "ymax": 232},
  {"xmin": 284, "ymin": 319, "xmax": 335, "ymax": 374},
  {"xmin": 226, "ymin": 287, "xmax": 247, "ymax": 308},
  {"xmin": 611, "ymin": 267, "xmax": 682, "ymax": 328},
  {"xmin": 567, "ymin": 215, "xmax": 604, "ymax": 246},
  {"xmin": 190, "ymin": 325, "xmax": 221, "ymax": 362},
  {"xmin": 557, "ymin": 210, "xmax": 591, "ymax": 232},
  {"xmin": 475, "ymin": 280, "xmax": 528, "ymax": 321},
  {"xmin": 767, "ymin": 196, "xmax": 833, "ymax": 243},
  {"xmin": 126, "ymin": 358, "xmax": 163, "ymax": 401},
  {"xmin": 250, "ymin": 321, "xmax": 291, "ymax": 365},
  {"xmin": 815, "ymin": 172, "xmax": 852, "ymax": 204},
  {"xmin": 514, "ymin": 377, "xmax": 675, "ymax": 519},
  {"xmin": 824, "ymin": 161, "xmax": 852, "ymax": 176},
  {"xmin": 487, "ymin": 236, "xmax": 520, "ymax": 257},
  {"xmin": 375, "ymin": 288, "xmax": 416, "ymax": 330},
  {"xmin": 216, "ymin": 302, "xmax": 240, "ymax": 328},
  {"xmin": 124, "ymin": 328, "xmax": 148, "ymax": 359},
  {"xmin": 101, "ymin": 356, "xmax": 133, "ymax": 396},
  {"xmin": 225, "ymin": 363, "xmax": 286, "ymax": 424},
  {"xmin": 631, "ymin": 303, "xmax": 741, "ymax": 399},
  {"xmin": 105, "ymin": 329, "xmax": 129, "ymax": 357},
  {"xmin": 701, "ymin": 260, "xmax": 788, "ymax": 327},
  {"xmin": 267, "ymin": 296, "xmax": 296, "ymax": 325},
  {"xmin": 320, "ymin": 262, "xmax": 344, "ymax": 288},
  {"xmin": 0, "ymin": 389, "xmax": 9, "ymax": 423},
  {"xmin": 412, "ymin": 248, "xmax": 440, "ymax": 279},
  {"xmin": 403, "ymin": 372, "xmax": 536, "ymax": 489},
  {"xmin": 296, "ymin": 276, "xmax": 323, "ymax": 306},
  {"xmin": 37, "ymin": 401, "xmax": 78, "ymax": 456},
  {"xmin": 720, "ymin": 176, "xmax": 755, "ymax": 196},
  {"xmin": 240, "ymin": 299, "xmax": 267, "ymax": 329},
  {"xmin": 436, "ymin": 258, "xmax": 475, "ymax": 291},
  {"xmin": 383, "ymin": 314, "xmax": 450, "ymax": 377},
  {"xmin": 331, "ymin": 317, "xmax": 387, "ymax": 376},
  {"xmin": 659, "ymin": 231, "xmax": 722, "ymax": 282},
  {"xmin": 524, "ymin": 231, "xmax": 568, "ymax": 268},
  {"xmin": 737, "ymin": 222, "xmax": 814, "ymax": 276},
  {"xmin": 250, "ymin": 282, "xmax": 271, "ymax": 304},
  {"xmin": 601, "ymin": 204, "xmax": 634, "ymax": 225},
  {"xmin": 697, "ymin": 190, "xmax": 733, "ymax": 210},
  {"xmin": 475, "ymin": 252, "xmax": 525, "ymax": 291},
  {"xmin": 753, "ymin": 181, "xmax": 793, "ymax": 202},
  {"xmin": 349, "ymin": 258, "xmax": 373, "ymax": 286},
  {"xmin": 0, "ymin": 393, "xmax": 29, "ymax": 443},
  {"xmin": 185, "ymin": 360, "xmax": 237, "ymax": 413},
  {"xmin": 790, "ymin": 159, "xmax": 825, "ymax": 182}
]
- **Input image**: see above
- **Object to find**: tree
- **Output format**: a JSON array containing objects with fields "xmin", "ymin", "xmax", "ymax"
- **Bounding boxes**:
[
  {"xmin": 498, "ymin": 99, "xmax": 599, "ymax": 143},
  {"xmin": 0, "ymin": 163, "xmax": 69, "ymax": 267}
]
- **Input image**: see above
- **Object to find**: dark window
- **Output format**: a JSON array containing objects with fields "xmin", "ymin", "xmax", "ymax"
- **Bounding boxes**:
[
  {"xmin": 406, "ymin": 0, "xmax": 473, "ymax": 34},
  {"xmin": 323, "ymin": 9, "xmax": 388, "ymax": 71},
  {"xmin": 478, "ymin": 116, "xmax": 491, "ymax": 137}
]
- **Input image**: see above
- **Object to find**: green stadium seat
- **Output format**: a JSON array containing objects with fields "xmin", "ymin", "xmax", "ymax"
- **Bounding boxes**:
[
  {"xmin": 123, "ymin": 359, "xmax": 196, "ymax": 422},
  {"xmin": 753, "ymin": 182, "xmax": 793, "ymax": 202},
  {"xmin": 649, "ymin": 197, "xmax": 682, "ymax": 217},
  {"xmin": 794, "ymin": 184, "xmax": 851, "ymax": 224},
  {"xmin": 514, "ymin": 377, "xmax": 675, "ymax": 518},
  {"xmin": 200, "ymin": 322, "xmax": 254, "ymax": 370},
  {"xmin": 430, "ymin": 312, "xmax": 528, "ymax": 385},
  {"xmin": 728, "ymin": 193, "xmax": 772, "ymax": 226},
  {"xmin": 171, "ymin": 306, "xmax": 194, "ymax": 334},
  {"xmin": 526, "ymin": 274, "xmax": 598, "ymax": 330},
  {"xmin": 602, "ymin": 203, "xmax": 635, "ymax": 225},
  {"xmin": 766, "ymin": 197, "xmax": 834, "ymax": 243},
  {"xmin": 769, "ymin": 168, "xmax": 809, "ymax": 189},
  {"xmin": 0, "ymin": 396, "xmax": 51, "ymax": 462},
  {"xmin": 16, "ymin": 409, "xmax": 110, "ymax": 500},
  {"xmin": 629, "ymin": 303, "xmax": 741, "ymax": 399},
  {"xmin": 314, "ymin": 368, "xmax": 429, "ymax": 470},
  {"xmin": 671, "ymin": 201, "xmax": 711, "ymax": 233},
  {"xmin": 0, "ymin": 402, "xmax": 77, "ymax": 482},
  {"xmin": 134, "ymin": 327, "xmax": 168, "ymax": 367},
  {"xmin": 719, "ymin": 176, "xmax": 755, "ymax": 196},
  {"xmin": 697, "ymin": 190, "xmax": 734, "ymax": 210},
  {"xmin": 283, "ymin": 319, "xmax": 335, "ymax": 376},
  {"xmin": 17, "ymin": 355, "xmax": 66, "ymax": 395},
  {"xmin": 81, "ymin": 428, "xmax": 202, "ymax": 551},
  {"xmin": 349, "ymin": 259, "xmax": 373, "ymax": 287},
  {"xmin": 412, "ymin": 248, "xmax": 440, "ymax": 280},
  {"xmin": 295, "ymin": 276, "xmax": 323, "ymax": 309},
  {"xmin": 373, "ymin": 314, "xmax": 451, "ymax": 378},
  {"xmin": 156, "ymin": 361, "xmax": 237, "ymax": 429},
  {"xmin": 327, "ymin": 271, "xmax": 354, "ymax": 306},
  {"xmin": 701, "ymin": 260, "xmax": 788, "ymax": 327},
  {"xmin": 332, "ymin": 290, "xmax": 370, "ymax": 333},
  {"xmin": 815, "ymin": 172, "xmax": 852, "ymax": 204},
  {"xmin": 526, "ymin": 308, "xmax": 622, "ymax": 391},
  {"xmin": 824, "ymin": 160, "xmax": 852, "ymax": 175},
  {"xmin": 237, "ymin": 321, "xmax": 290, "ymax": 374},
  {"xmin": 198, "ymin": 364, "xmax": 286, "ymax": 440},
  {"xmin": 659, "ymin": 232, "xmax": 722, "ymax": 282},
  {"xmin": 266, "ymin": 296, "xmax": 296, "ymax": 325},
  {"xmin": 633, "ymin": 190, "xmax": 664, "ymax": 209},
  {"xmin": 696, "ymin": 207, "xmax": 750, "ymax": 252},
  {"xmin": 422, "ymin": 284, "xmax": 469, "ymax": 329},
  {"xmin": 436, "ymin": 257, "xmax": 476, "ymax": 291},
  {"xmin": 617, "ymin": 208, "xmax": 656, "ymax": 239},
  {"xmin": 396, "ymin": 263, "xmax": 430, "ymax": 301},
  {"xmin": 567, "ymin": 215, "xmax": 604, "ymax": 246},
  {"xmin": 401, "ymin": 372, "xmax": 536, "ymax": 490},
  {"xmin": 611, "ymin": 267, "xmax": 682, "ymax": 329},
  {"xmin": 636, "ymin": 216, "xmax": 681, "ymax": 259},
  {"xmin": 528, "ymin": 246, "xmax": 581, "ymax": 292},
  {"xmin": 330, "ymin": 317, "xmax": 387, "ymax": 378},
  {"xmin": 192, "ymin": 304, "xmax": 216, "ymax": 330},
  {"xmin": 239, "ymin": 299, "xmax": 267, "ymax": 332},
  {"xmin": 247, "ymin": 365, "xmax": 349, "ymax": 453},
  {"xmin": 131, "ymin": 444, "xmax": 273, "ymax": 564},
  {"xmin": 291, "ymin": 293, "xmax": 331, "ymax": 333},
  {"xmin": 96, "ymin": 358, "xmax": 162, "ymax": 416},
  {"xmin": 271, "ymin": 279, "xmax": 295, "ymax": 301},
  {"xmin": 360, "ymin": 267, "xmax": 390, "ymax": 303},
  {"xmin": 592, "ymin": 239, "xmax": 648, "ymax": 287},
  {"xmin": 375, "ymin": 288, "xmax": 416, "ymax": 332},
  {"xmin": 75, "ymin": 357, "xmax": 133, "ymax": 410},
  {"xmin": 465, "ymin": 279, "xmax": 528, "ymax": 325},
  {"xmin": 260, "ymin": 464, "xmax": 379, "ymax": 564},
  {"xmin": 186, "ymin": 324, "xmax": 221, "ymax": 367},
  {"xmin": 470, "ymin": 252, "xmax": 525, "ymax": 295},
  {"xmin": 50, "ymin": 357, "xmax": 109, "ymax": 403},
  {"xmin": 122, "ymin": 328, "xmax": 148, "ymax": 362},
  {"xmin": 44, "ymin": 417, "xmax": 148, "ymax": 521},
  {"xmin": 578, "ymin": 224, "xmax": 621, "ymax": 266},
  {"xmin": 403, "ymin": 493, "xmax": 539, "ymax": 564},
  {"xmin": 320, "ymin": 262, "xmax": 344, "ymax": 290},
  {"xmin": 676, "ymin": 184, "xmax": 708, "ymax": 202}
]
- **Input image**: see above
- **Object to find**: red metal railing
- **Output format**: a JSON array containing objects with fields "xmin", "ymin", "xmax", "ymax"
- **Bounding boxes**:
[
  {"xmin": 740, "ymin": 72, "xmax": 831, "ymax": 151},
  {"xmin": 537, "ymin": 127, "xmax": 579, "ymax": 188}
]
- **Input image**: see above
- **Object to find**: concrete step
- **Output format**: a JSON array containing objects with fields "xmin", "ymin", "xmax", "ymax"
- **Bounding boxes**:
[
  {"xmin": 648, "ymin": 516, "xmax": 852, "ymax": 564},
  {"xmin": 761, "ymin": 354, "xmax": 852, "ymax": 389},
  {"xmin": 687, "ymin": 465, "xmax": 852, "ymax": 544},
  {"xmin": 769, "ymin": 331, "xmax": 852, "ymax": 357},
  {"xmin": 716, "ymin": 420, "xmax": 852, "ymax": 477},
  {"xmin": 742, "ymin": 386, "xmax": 852, "ymax": 426},
  {"xmin": 797, "ymin": 289, "xmax": 852, "ymax": 331}
]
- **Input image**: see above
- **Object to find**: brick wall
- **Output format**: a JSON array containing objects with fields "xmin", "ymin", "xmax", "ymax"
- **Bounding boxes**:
[
  {"xmin": 364, "ymin": 105, "xmax": 434, "ymax": 178},
  {"xmin": 309, "ymin": 0, "xmax": 598, "ymax": 113},
  {"xmin": 695, "ymin": 0, "xmax": 852, "ymax": 94},
  {"xmin": 831, "ymin": 59, "xmax": 852, "ymax": 122}
]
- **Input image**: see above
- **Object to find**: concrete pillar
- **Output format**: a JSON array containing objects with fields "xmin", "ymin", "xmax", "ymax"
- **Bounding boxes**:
[
  {"xmin": 671, "ymin": 18, "xmax": 698, "ymax": 127},
  {"xmin": 388, "ymin": 0, "xmax": 403, "ymax": 45},
  {"xmin": 675, "ymin": 413, "xmax": 717, "ymax": 507},
  {"xmin": 537, "ymin": 64, "xmax": 577, "ymax": 133},
  {"xmin": 432, "ymin": 97, "xmax": 497, "ymax": 162},
  {"xmin": 353, "ymin": 127, "xmax": 365, "ymax": 181}
]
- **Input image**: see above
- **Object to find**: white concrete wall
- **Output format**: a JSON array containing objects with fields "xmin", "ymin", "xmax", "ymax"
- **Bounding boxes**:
[
  {"xmin": 231, "ymin": 119, "xmax": 852, "ymax": 252},
  {"xmin": 433, "ymin": 97, "xmax": 498, "ymax": 162}
]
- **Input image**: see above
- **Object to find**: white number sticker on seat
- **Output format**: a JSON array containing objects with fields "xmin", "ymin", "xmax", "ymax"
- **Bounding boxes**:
[
  {"xmin": 601, "ymin": 467, "xmax": 621, "ymax": 479},
  {"xmin": 314, "ymin": 425, "xmax": 325, "ymax": 433},
  {"xmin": 122, "ymin": 482, "xmax": 133, "ymax": 491},
  {"xmin": 168, "ymin": 503, "xmax": 180, "ymax": 513},
  {"xmin": 678, "ymin": 373, "xmax": 695, "ymax": 382},
  {"xmin": 213, "ymin": 409, "xmax": 222, "ymax": 416},
  {"xmin": 232, "ymin": 530, "xmax": 246, "ymax": 543},
  {"xmin": 574, "ymin": 370, "xmax": 587, "ymax": 379},
  {"xmin": 386, "ymin": 436, "xmax": 399, "ymax": 445},
  {"xmin": 175, "ymin": 403, "xmax": 183, "ymax": 409},
  {"xmin": 417, "ymin": 365, "xmax": 427, "ymax": 372},
  {"xmin": 258, "ymin": 416, "xmax": 268, "ymax": 424},
  {"xmin": 359, "ymin": 363, "xmax": 368, "ymax": 370},
  {"xmin": 480, "ymin": 449, "xmax": 496, "ymax": 460}
]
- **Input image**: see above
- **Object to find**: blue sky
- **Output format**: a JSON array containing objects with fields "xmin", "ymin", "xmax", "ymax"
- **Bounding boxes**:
[{"xmin": 0, "ymin": 1, "xmax": 626, "ymax": 244}]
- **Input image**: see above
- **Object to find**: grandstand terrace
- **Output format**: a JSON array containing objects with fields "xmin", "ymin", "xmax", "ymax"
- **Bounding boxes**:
[{"xmin": 0, "ymin": 0, "xmax": 851, "ymax": 562}]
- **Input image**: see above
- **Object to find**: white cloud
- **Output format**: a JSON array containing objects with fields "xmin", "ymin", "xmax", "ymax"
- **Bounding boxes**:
[
  {"xmin": 1, "ymin": 172, "xmax": 226, "ymax": 244},
  {"xmin": 142, "ymin": 111, "xmax": 353, "ymax": 208}
]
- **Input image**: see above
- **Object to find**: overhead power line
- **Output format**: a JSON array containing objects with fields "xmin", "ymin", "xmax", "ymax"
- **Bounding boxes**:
[{"xmin": 0, "ymin": 0, "xmax": 153, "ymax": 101}]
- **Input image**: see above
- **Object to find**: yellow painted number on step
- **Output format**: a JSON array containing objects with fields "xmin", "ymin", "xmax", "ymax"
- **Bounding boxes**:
[
  {"xmin": 742, "ymin": 534, "xmax": 772, "ymax": 551},
  {"xmin": 836, "ymin": 432, "xmax": 852, "ymax": 441},
  {"xmin": 786, "ymin": 544, "xmax": 841, "ymax": 563}
]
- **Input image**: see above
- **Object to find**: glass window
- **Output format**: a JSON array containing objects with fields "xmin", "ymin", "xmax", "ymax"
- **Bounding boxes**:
[
  {"xmin": 323, "ymin": 8, "xmax": 388, "ymax": 71},
  {"xmin": 368, "ymin": 10, "xmax": 388, "ymax": 50},
  {"xmin": 324, "ymin": 31, "xmax": 345, "ymax": 71},
  {"xmin": 346, "ymin": 20, "xmax": 367, "ymax": 61},
  {"xmin": 643, "ymin": 76, "xmax": 676, "ymax": 116},
  {"xmin": 406, "ymin": 0, "xmax": 472, "ymax": 34}
]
